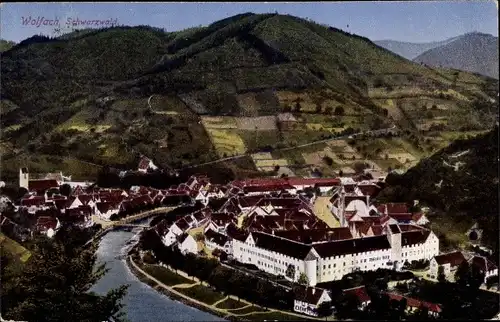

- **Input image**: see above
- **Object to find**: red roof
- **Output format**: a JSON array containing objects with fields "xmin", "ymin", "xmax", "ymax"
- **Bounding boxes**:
[
  {"xmin": 357, "ymin": 184, "xmax": 382, "ymax": 197},
  {"xmin": 138, "ymin": 157, "xmax": 151, "ymax": 170},
  {"xmin": 470, "ymin": 256, "xmax": 498, "ymax": 273},
  {"xmin": 377, "ymin": 203, "xmax": 409, "ymax": 214},
  {"xmin": 21, "ymin": 196, "xmax": 46, "ymax": 207},
  {"xmin": 343, "ymin": 286, "xmax": 371, "ymax": 304},
  {"xmin": 28, "ymin": 180, "xmax": 59, "ymax": 192},
  {"xmin": 36, "ymin": 216, "xmax": 57, "ymax": 231},
  {"xmin": 96, "ymin": 201, "xmax": 119, "ymax": 214},
  {"xmin": 434, "ymin": 251, "xmax": 466, "ymax": 267},
  {"xmin": 386, "ymin": 293, "xmax": 442, "ymax": 313},
  {"xmin": 77, "ymin": 194, "xmax": 93, "ymax": 206}
]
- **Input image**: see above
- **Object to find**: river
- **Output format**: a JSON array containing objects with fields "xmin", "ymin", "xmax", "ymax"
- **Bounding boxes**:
[{"xmin": 90, "ymin": 220, "xmax": 224, "ymax": 322}]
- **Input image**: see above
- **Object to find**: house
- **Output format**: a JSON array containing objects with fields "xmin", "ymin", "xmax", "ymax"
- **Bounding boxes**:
[
  {"xmin": 161, "ymin": 218, "xmax": 189, "ymax": 246},
  {"xmin": 293, "ymin": 286, "xmax": 332, "ymax": 316},
  {"xmin": 204, "ymin": 228, "xmax": 232, "ymax": 255},
  {"xmin": 429, "ymin": 251, "xmax": 466, "ymax": 280},
  {"xmin": 137, "ymin": 156, "xmax": 158, "ymax": 173},
  {"xmin": 277, "ymin": 113, "xmax": 297, "ymax": 130},
  {"xmin": 95, "ymin": 201, "xmax": 120, "ymax": 220},
  {"xmin": 35, "ymin": 216, "xmax": 60, "ymax": 238},
  {"xmin": 64, "ymin": 206, "xmax": 93, "ymax": 228},
  {"xmin": 386, "ymin": 293, "xmax": 442, "ymax": 317},
  {"xmin": 342, "ymin": 286, "xmax": 371, "ymax": 310},
  {"xmin": 177, "ymin": 234, "xmax": 200, "ymax": 255},
  {"xmin": 469, "ymin": 256, "xmax": 498, "ymax": 284}
]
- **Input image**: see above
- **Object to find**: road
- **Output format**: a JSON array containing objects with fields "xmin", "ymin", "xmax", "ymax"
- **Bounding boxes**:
[
  {"xmin": 87, "ymin": 207, "xmax": 177, "ymax": 247},
  {"xmin": 176, "ymin": 125, "xmax": 397, "ymax": 171},
  {"xmin": 92, "ymin": 206, "xmax": 176, "ymax": 229}
]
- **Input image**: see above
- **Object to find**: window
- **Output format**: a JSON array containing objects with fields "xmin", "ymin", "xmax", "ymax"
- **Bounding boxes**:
[{"xmin": 328, "ymin": 264, "xmax": 331, "ymax": 268}]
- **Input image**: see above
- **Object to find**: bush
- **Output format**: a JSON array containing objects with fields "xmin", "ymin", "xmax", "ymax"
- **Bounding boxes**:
[
  {"xmin": 142, "ymin": 251, "xmax": 157, "ymax": 264},
  {"xmin": 323, "ymin": 156, "xmax": 334, "ymax": 166}
]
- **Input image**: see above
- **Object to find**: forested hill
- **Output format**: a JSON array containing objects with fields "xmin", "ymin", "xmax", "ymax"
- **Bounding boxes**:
[
  {"xmin": 377, "ymin": 126, "xmax": 499, "ymax": 249},
  {"xmin": 1, "ymin": 13, "xmax": 498, "ymax": 180}
]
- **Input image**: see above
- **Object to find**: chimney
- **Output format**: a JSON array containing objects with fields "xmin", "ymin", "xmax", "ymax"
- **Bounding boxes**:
[{"xmin": 311, "ymin": 287, "xmax": 315, "ymax": 295}]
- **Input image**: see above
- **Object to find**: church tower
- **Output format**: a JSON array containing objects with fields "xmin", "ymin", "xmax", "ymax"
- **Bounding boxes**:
[{"xmin": 19, "ymin": 167, "xmax": 29, "ymax": 190}]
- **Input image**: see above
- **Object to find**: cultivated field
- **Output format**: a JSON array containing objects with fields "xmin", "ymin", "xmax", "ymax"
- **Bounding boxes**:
[
  {"xmin": 251, "ymin": 152, "xmax": 289, "ymax": 171},
  {"xmin": 201, "ymin": 116, "xmax": 238, "ymax": 129},
  {"xmin": 235, "ymin": 116, "xmax": 277, "ymax": 131},
  {"xmin": 206, "ymin": 129, "xmax": 246, "ymax": 157}
]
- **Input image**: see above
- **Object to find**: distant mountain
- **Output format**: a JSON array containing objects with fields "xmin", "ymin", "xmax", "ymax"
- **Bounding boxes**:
[
  {"xmin": 414, "ymin": 32, "xmax": 499, "ymax": 79},
  {"xmin": 374, "ymin": 37, "xmax": 458, "ymax": 60},
  {"xmin": 0, "ymin": 39, "xmax": 16, "ymax": 52}
]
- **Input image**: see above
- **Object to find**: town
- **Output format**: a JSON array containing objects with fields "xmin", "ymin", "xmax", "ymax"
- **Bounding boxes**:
[{"xmin": 1, "ymin": 155, "xmax": 498, "ymax": 321}]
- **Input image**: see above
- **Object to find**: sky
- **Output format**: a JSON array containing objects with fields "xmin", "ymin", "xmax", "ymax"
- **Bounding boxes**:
[{"xmin": 0, "ymin": 1, "xmax": 498, "ymax": 43}]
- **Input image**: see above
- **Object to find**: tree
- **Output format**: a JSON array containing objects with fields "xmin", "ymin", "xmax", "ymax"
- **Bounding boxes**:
[
  {"xmin": 194, "ymin": 232, "xmax": 205, "ymax": 242},
  {"xmin": 437, "ymin": 265, "xmax": 446, "ymax": 283},
  {"xmin": 323, "ymin": 156, "xmax": 334, "ymax": 166},
  {"xmin": 142, "ymin": 251, "xmax": 156, "ymax": 264},
  {"xmin": 295, "ymin": 101, "xmax": 302, "ymax": 112},
  {"xmin": 335, "ymin": 292, "xmax": 361, "ymax": 320},
  {"xmin": 1, "ymin": 229, "xmax": 128, "ymax": 321},
  {"xmin": 59, "ymin": 183, "xmax": 72, "ymax": 197},
  {"xmin": 486, "ymin": 275, "xmax": 498, "ymax": 290},
  {"xmin": 298, "ymin": 272, "xmax": 309, "ymax": 285},
  {"xmin": 194, "ymin": 257, "xmax": 216, "ymax": 286},
  {"xmin": 316, "ymin": 301, "xmax": 333, "ymax": 320},
  {"xmin": 334, "ymin": 106, "xmax": 345, "ymax": 116},
  {"xmin": 209, "ymin": 266, "xmax": 232, "ymax": 293}
]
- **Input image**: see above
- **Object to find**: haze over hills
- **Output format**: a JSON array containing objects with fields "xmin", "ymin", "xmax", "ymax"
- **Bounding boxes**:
[
  {"xmin": 1, "ymin": 13, "xmax": 498, "ymax": 182},
  {"xmin": 413, "ymin": 32, "xmax": 499, "ymax": 79},
  {"xmin": 374, "ymin": 37, "xmax": 458, "ymax": 60},
  {"xmin": 376, "ymin": 32, "xmax": 499, "ymax": 79}
]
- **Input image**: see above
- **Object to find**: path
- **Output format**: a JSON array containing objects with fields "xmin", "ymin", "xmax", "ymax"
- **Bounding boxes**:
[
  {"xmin": 173, "ymin": 282, "xmax": 201, "ymax": 289},
  {"xmin": 130, "ymin": 257, "xmax": 331, "ymax": 320}
]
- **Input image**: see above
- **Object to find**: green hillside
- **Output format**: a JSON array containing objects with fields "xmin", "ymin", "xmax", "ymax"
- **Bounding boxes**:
[
  {"xmin": 1, "ymin": 13, "xmax": 498, "ymax": 181},
  {"xmin": 0, "ymin": 39, "xmax": 16, "ymax": 52},
  {"xmin": 377, "ymin": 126, "xmax": 499, "ymax": 251}
]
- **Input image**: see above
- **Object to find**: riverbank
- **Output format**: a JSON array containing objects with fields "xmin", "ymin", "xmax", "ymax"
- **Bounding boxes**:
[
  {"xmin": 127, "ymin": 256, "xmax": 237, "ymax": 321},
  {"xmin": 127, "ymin": 256, "xmax": 329, "ymax": 321}
]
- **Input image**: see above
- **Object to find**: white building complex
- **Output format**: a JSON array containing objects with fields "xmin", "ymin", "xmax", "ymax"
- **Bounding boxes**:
[
  {"xmin": 152, "ymin": 176, "xmax": 440, "ymax": 288},
  {"xmin": 231, "ymin": 224, "xmax": 439, "ymax": 286}
]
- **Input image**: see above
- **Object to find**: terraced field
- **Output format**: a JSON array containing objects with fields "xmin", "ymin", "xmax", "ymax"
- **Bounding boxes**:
[{"xmin": 206, "ymin": 129, "xmax": 246, "ymax": 157}]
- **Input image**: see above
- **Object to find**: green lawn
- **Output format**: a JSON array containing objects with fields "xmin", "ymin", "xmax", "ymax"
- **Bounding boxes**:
[
  {"xmin": 227, "ymin": 305, "xmax": 266, "ymax": 315},
  {"xmin": 245, "ymin": 311, "xmax": 318, "ymax": 321},
  {"xmin": 216, "ymin": 298, "xmax": 248, "ymax": 310},
  {"xmin": 0, "ymin": 233, "xmax": 31, "ymax": 263},
  {"xmin": 176, "ymin": 284, "xmax": 226, "ymax": 305},
  {"xmin": 141, "ymin": 264, "xmax": 194, "ymax": 286}
]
